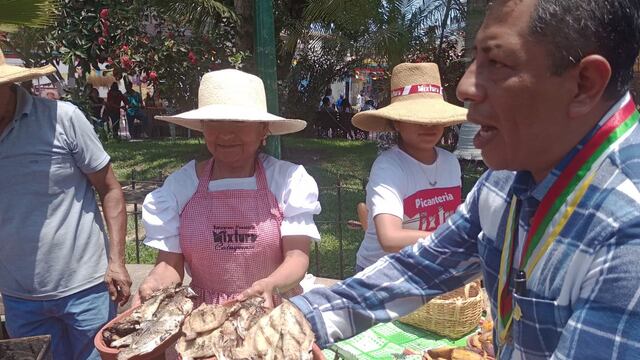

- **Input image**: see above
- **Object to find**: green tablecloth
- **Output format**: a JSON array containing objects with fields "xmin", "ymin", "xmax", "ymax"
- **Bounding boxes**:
[{"xmin": 322, "ymin": 321, "xmax": 473, "ymax": 360}]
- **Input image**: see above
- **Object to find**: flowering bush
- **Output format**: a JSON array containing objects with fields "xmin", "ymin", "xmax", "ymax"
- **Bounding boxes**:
[{"xmin": 7, "ymin": 0, "xmax": 241, "ymax": 113}]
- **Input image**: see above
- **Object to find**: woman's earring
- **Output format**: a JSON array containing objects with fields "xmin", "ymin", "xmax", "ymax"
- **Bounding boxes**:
[{"xmin": 262, "ymin": 137, "xmax": 267, "ymax": 146}]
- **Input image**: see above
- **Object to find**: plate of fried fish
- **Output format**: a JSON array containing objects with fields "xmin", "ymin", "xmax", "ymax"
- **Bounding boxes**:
[{"xmin": 95, "ymin": 285, "xmax": 322, "ymax": 360}]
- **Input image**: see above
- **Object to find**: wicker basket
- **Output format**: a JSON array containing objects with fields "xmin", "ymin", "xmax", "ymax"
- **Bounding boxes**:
[{"xmin": 398, "ymin": 280, "xmax": 484, "ymax": 339}]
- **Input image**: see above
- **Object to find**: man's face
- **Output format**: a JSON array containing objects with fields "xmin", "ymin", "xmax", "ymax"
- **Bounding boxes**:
[{"xmin": 456, "ymin": 0, "xmax": 577, "ymax": 175}]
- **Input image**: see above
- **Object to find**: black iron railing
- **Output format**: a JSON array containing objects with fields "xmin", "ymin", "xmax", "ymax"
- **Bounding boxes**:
[{"xmin": 123, "ymin": 171, "xmax": 368, "ymax": 280}]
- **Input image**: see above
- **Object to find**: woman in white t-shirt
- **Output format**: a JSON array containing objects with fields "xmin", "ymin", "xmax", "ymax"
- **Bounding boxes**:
[
  {"xmin": 135, "ymin": 69, "xmax": 320, "ymax": 308},
  {"xmin": 352, "ymin": 63, "xmax": 468, "ymax": 270}
]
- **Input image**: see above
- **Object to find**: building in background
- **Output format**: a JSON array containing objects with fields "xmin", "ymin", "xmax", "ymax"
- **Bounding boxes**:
[{"xmin": 327, "ymin": 60, "xmax": 386, "ymax": 111}]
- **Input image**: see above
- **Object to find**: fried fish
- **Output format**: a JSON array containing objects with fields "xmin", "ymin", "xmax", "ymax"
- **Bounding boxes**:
[
  {"xmin": 175, "ymin": 297, "xmax": 315, "ymax": 360},
  {"xmin": 116, "ymin": 286, "xmax": 196, "ymax": 360}
]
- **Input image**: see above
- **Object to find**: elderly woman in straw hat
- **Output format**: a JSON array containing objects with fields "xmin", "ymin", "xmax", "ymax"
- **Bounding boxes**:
[
  {"xmin": 353, "ymin": 62, "xmax": 467, "ymax": 271},
  {"xmin": 136, "ymin": 69, "xmax": 321, "ymax": 308}
]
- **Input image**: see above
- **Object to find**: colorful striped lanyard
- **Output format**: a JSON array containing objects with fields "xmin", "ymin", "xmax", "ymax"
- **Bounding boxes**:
[{"xmin": 496, "ymin": 99, "xmax": 639, "ymax": 346}]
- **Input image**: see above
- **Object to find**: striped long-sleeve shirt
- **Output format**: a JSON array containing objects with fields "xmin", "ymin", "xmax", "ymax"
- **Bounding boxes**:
[{"xmin": 291, "ymin": 93, "xmax": 640, "ymax": 359}]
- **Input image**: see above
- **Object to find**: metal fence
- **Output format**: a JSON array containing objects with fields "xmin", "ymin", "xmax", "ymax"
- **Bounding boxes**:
[
  {"xmin": 124, "ymin": 171, "xmax": 164, "ymax": 265},
  {"xmin": 311, "ymin": 178, "xmax": 368, "ymax": 279},
  {"xmin": 124, "ymin": 171, "xmax": 369, "ymax": 280}
]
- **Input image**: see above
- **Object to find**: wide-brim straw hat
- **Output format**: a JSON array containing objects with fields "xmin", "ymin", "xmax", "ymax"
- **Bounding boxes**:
[
  {"xmin": 352, "ymin": 62, "xmax": 467, "ymax": 132},
  {"xmin": 0, "ymin": 49, "xmax": 56, "ymax": 85},
  {"xmin": 156, "ymin": 69, "xmax": 306, "ymax": 135}
]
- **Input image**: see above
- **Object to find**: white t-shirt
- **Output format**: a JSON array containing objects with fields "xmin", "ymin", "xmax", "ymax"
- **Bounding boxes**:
[
  {"xmin": 143, "ymin": 153, "xmax": 322, "ymax": 253},
  {"xmin": 356, "ymin": 146, "xmax": 462, "ymax": 268},
  {"xmin": 357, "ymin": 94, "xmax": 365, "ymax": 109}
]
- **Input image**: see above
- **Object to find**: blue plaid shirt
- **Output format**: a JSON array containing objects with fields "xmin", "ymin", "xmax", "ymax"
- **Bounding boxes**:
[{"xmin": 291, "ymin": 94, "xmax": 640, "ymax": 359}]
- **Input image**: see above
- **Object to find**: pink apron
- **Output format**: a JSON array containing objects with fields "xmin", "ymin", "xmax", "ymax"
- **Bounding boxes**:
[{"xmin": 180, "ymin": 158, "xmax": 297, "ymax": 306}]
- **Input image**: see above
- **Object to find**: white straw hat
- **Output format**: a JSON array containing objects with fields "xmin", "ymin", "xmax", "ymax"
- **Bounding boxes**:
[
  {"xmin": 352, "ymin": 63, "xmax": 467, "ymax": 132},
  {"xmin": 155, "ymin": 69, "xmax": 306, "ymax": 135},
  {"xmin": 0, "ymin": 49, "xmax": 56, "ymax": 85}
]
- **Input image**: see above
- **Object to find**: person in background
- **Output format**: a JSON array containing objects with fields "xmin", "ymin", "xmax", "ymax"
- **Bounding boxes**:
[
  {"xmin": 87, "ymin": 86, "xmax": 108, "ymax": 133},
  {"xmin": 135, "ymin": 69, "xmax": 321, "ymax": 309},
  {"xmin": 357, "ymin": 90, "xmax": 366, "ymax": 111},
  {"xmin": 105, "ymin": 82, "xmax": 127, "ymax": 139},
  {"xmin": 0, "ymin": 49, "xmax": 131, "ymax": 360},
  {"xmin": 320, "ymin": 88, "xmax": 334, "ymax": 110},
  {"xmin": 362, "ymin": 99, "xmax": 376, "ymax": 111},
  {"xmin": 319, "ymin": 96, "xmax": 332, "ymax": 111},
  {"xmin": 341, "ymin": 98, "xmax": 353, "ymax": 113},
  {"xmin": 352, "ymin": 63, "xmax": 466, "ymax": 272},
  {"xmin": 336, "ymin": 94, "xmax": 344, "ymax": 111},
  {"xmin": 124, "ymin": 80, "xmax": 149, "ymax": 139},
  {"xmin": 144, "ymin": 91, "xmax": 156, "ymax": 108},
  {"xmin": 290, "ymin": 1, "xmax": 640, "ymax": 358},
  {"xmin": 339, "ymin": 98, "xmax": 357, "ymax": 140},
  {"xmin": 87, "ymin": 86, "xmax": 104, "ymax": 119}
]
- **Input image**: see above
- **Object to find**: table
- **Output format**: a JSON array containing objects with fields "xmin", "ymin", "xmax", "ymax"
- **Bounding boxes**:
[{"xmin": 324, "ymin": 321, "xmax": 473, "ymax": 360}]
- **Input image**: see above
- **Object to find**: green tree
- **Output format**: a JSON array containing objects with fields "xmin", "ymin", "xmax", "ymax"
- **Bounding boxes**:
[
  {"xmin": 297, "ymin": 0, "xmax": 466, "ymax": 70},
  {"xmin": 0, "ymin": 0, "xmax": 56, "ymax": 30},
  {"xmin": 277, "ymin": 0, "xmax": 468, "ymax": 118},
  {"xmin": 2, "ymin": 0, "xmax": 241, "ymax": 114}
]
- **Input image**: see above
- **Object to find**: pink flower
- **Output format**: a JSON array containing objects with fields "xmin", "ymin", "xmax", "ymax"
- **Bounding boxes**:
[
  {"xmin": 100, "ymin": 8, "xmax": 109, "ymax": 19},
  {"xmin": 98, "ymin": 37, "xmax": 106, "ymax": 46},
  {"xmin": 148, "ymin": 71, "xmax": 158, "ymax": 81},
  {"xmin": 121, "ymin": 44, "xmax": 129, "ymax": 52},
  {"xmin": 188, "ymin": 51, "xmax": 197, "ymax": 64}
]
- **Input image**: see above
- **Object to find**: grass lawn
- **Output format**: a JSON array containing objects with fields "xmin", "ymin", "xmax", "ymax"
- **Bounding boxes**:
[
  {"xmin": 281, "ymin": 137, "xmax": 378, "ymax": 278},
  {"xmin": 105, "ymin": 138, "xmax": 209, "ymax": 180},
  {"xmin": 105, "ymin": 136, "xmax": 484, "ymax": 279}
]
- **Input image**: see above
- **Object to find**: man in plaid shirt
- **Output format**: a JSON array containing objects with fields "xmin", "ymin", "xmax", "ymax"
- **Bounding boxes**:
[{"xmin": 291, "ymin": 0, "xmax": 640, "ymax": 358}]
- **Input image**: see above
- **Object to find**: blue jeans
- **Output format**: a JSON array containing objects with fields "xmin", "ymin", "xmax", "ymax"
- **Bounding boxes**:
[{"xmin": 2, "ymin": 282, "xmax": 116, "ymax": 360}]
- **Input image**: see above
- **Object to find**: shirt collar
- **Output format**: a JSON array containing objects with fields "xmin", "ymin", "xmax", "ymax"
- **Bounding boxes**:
[
  {"xmin": 12, "ymin": 85, "xmax": 34, "ymax": 122},
  {"xmin": 515, "ymin": 92, "xmax": 632, "ymax": 202}
]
